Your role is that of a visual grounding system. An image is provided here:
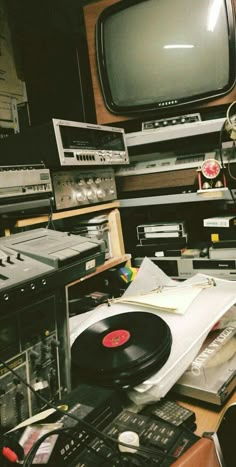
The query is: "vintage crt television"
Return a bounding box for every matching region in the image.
[84,0,236,125]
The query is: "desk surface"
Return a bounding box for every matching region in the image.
[179,390,236,436]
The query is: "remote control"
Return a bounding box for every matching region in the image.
[142,399,196,430]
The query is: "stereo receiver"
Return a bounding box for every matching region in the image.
[0,119,129,168]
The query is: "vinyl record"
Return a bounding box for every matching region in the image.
[71,312,172,387]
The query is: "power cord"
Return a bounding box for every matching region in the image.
[46,195,56,230]
[225,101,236,140]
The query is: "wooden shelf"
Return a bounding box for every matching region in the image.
[13,201,121,228]
[3,203,131,287]
[67,253,131,287]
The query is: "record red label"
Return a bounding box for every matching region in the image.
[102,329,130,348]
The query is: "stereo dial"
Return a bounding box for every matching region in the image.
[96,188,106,199]
[76,191,87,203]
[86,189,96,201]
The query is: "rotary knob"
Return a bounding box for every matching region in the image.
[76,191,87,203]
[96,188,106,199]
[109,188,115,196]
[95,177,102,184]
[86,189,96,201]
[87,178,94,185]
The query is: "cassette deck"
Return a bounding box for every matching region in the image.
[0,119,129,168]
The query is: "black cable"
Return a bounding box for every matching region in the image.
[0,358,119,458]
[218,113,236,204]
[22,425,170,467]
[22,427,75,467]
[46,195,56,230]
[0,357,176,465]
[22,426,127,467]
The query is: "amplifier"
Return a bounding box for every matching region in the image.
[0,119,129,168]
[51,167,117,210]
[134,256,236,280]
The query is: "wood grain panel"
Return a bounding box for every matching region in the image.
[116,168,198,193]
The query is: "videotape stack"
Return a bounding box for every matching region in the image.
[0,119,129,210]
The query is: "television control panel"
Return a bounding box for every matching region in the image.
[142,113,201,130]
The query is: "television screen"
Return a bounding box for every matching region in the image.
[96,0,236,115]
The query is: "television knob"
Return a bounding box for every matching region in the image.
[163,120,168,126]
[181,117,186,123]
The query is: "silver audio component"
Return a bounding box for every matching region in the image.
[0,165,52,199]
[134,256,236,281]
[52,168,117,210]
[115,146,236,177]
[0,119,129,168]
